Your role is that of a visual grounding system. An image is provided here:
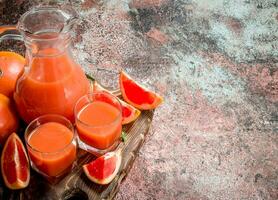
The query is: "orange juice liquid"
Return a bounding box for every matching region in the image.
[27,122,76,177]
[76,101,122,150]
[14,48,89,123]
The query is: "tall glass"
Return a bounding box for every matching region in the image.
[25,114,77,179]
[75,92,122,155]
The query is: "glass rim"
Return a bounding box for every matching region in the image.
[74,91,122,128]
[25,114,76,154]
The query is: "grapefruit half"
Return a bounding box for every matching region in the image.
[119,71,163,110]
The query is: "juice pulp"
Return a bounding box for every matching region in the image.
[27,122,76,177]
[76,101,122,150]
[14,48,89,123]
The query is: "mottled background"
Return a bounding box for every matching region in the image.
[0,0,277,199]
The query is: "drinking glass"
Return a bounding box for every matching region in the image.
[25,114,77,179]
[74,92,122,155]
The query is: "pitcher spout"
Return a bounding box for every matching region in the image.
[17,5,79,39]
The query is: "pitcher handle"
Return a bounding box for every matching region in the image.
[0,25,23,41]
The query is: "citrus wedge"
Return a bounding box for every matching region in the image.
[1,133,30,189]
[119,71,163,110]
[83,150,121,185]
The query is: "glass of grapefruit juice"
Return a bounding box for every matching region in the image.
[25,114,77,179]
[75,92,122,155]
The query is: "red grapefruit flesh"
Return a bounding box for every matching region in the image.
[120,100,141,124]
[93,81,141,124]
[119,71,163,110]
[1,133,30,189]
[83,150,121,185]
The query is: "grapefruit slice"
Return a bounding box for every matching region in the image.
[83,150,121,185]
[119,71,163,110]
[93,82,141,124]
[1,133,30,189]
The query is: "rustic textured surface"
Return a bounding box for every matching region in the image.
[0,0,277,199]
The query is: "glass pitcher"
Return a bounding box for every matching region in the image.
[0,6,90,123]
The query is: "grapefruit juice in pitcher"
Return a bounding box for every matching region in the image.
[0,6,90,122]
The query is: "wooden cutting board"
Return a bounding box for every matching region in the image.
[0,110,154,200]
